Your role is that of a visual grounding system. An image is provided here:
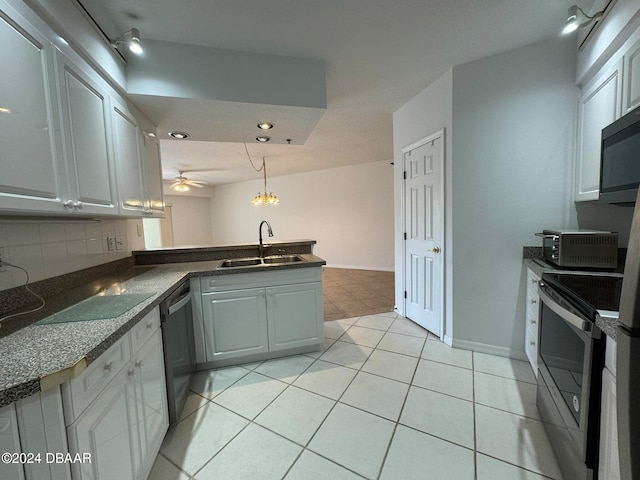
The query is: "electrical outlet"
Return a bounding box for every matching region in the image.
[106,236,116,252]
[115,237,124,251]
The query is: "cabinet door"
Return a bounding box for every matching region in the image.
[599,367,620,480]
[267,282,323,352]
[623,38,640,113]
[55,50,117,215]
[132,329,168,478]
[0,403,25,480]
[67,366,140,480]
[141,130,165,215]
[576,59,623,202]
[202,288,269,362]
[0,2,66,214]
[111,97,145,214]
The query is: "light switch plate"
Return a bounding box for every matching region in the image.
[106,236,116,252]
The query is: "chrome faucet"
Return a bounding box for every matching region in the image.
[258,220,273,258]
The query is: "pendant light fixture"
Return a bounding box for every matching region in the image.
[245,144,279,205]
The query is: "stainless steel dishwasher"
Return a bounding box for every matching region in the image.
[160,280,196,426]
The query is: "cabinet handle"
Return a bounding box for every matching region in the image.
[530,340,536,346]
[146,322,153,329]
[74,201,83,210]
[530,318,537,325]
[531,299,537,304]
[104,362,113,374]
[128,369,135,377]
[63,200,75,210]
[135,361,142,369]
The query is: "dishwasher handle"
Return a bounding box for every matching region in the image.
[168,291,191,315]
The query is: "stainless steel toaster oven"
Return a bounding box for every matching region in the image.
[535,230,618,269]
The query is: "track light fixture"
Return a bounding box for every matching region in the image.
[110,28,144,55]
[562,5,603,35]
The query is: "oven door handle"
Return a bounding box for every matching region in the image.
[538,287,591,332]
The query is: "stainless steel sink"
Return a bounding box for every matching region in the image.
[218,255,305,268]
[263,255,304,264]
[219,257,263,268]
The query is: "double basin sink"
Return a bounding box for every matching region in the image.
[218,254,305,268]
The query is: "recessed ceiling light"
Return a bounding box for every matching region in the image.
[257,122,273,130]
[169,131,189,139]
[256,136,271,142]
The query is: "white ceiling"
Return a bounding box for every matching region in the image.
[77,0,593,187]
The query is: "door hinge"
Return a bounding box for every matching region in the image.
[403,171,407,180]
[404,291,407,299]
[403,232,407,240]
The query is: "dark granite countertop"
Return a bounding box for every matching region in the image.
[0,249,325,407]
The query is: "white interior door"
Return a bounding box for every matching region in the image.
[403,130,444,336]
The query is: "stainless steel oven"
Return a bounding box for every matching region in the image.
[537,273,611,479]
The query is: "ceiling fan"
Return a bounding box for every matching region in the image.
[169,171,207,192]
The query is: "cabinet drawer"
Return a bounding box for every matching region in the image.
[201,268,322,293]
[525,324,538,374]
[129,308,160,353]
[62,335,131,424]
[605,335,617,376]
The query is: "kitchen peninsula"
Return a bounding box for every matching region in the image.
[0,240,325,406]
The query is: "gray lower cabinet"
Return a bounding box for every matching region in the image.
[200,268,324,365]
[202,287,270,362]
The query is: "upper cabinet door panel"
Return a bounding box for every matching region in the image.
[57,52,117,214]
[111,99,144,212]
[0,5,64,211]
[624,38,640,113]
[575,59,622,202]
[142,134,164,214]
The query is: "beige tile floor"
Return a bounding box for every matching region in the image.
[322,268,395,321]
[149,313,563,480]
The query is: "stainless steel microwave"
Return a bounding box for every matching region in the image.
[599,105,640,205]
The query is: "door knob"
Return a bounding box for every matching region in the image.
[430,246,441,254]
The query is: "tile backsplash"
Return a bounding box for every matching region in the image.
[0,219,140,292]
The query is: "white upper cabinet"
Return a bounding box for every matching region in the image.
[623,38,640,112]
[111,99,165,217]
[0,1,66,213]
[0,0,163,218]
[137,114,165,216]
[575,59,622,202]
[55,50,118,215]
[111,97,145,214]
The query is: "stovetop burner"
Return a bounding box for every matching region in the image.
[541,272,623,318]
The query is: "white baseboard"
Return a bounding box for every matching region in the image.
[449,337,528,362]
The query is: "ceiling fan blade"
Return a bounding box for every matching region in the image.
[185,181,205,187]
[181,168,222,173]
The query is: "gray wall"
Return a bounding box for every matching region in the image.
[393,70,454,340]
[394,37,581,356]
[451,37,579,353]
